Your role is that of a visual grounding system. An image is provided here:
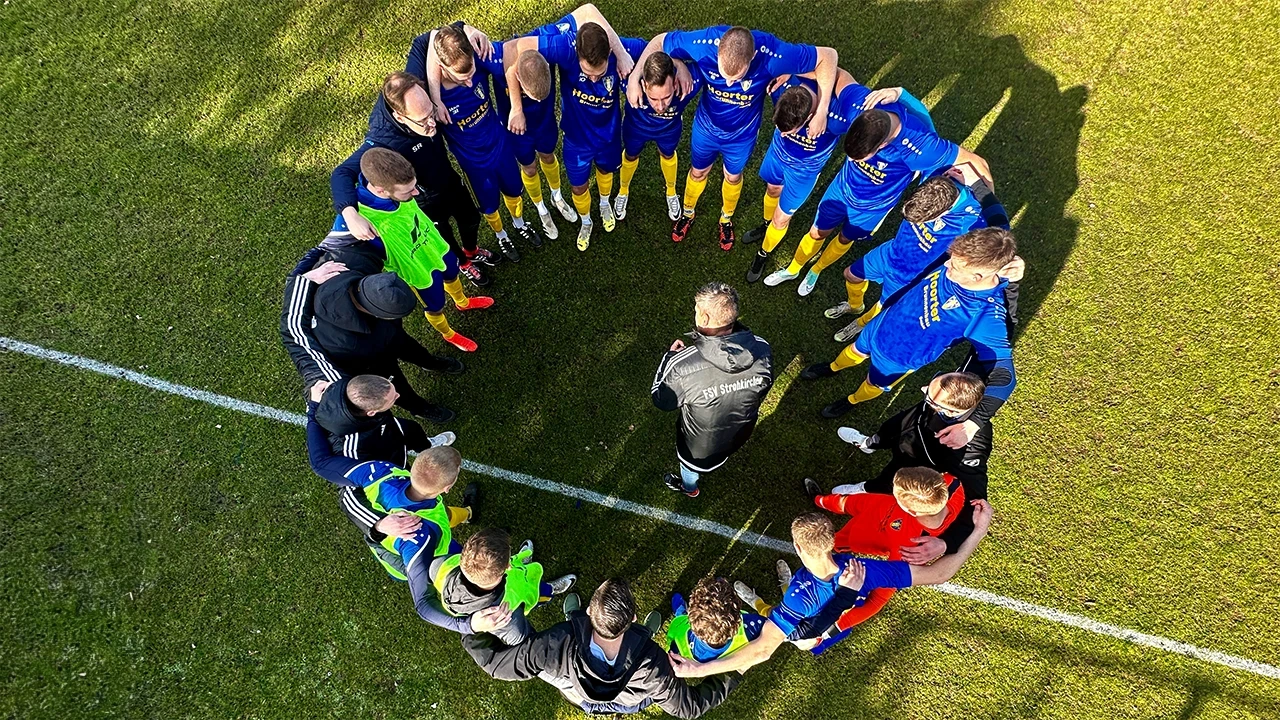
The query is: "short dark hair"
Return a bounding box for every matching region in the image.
[902,177,961,223]
[948,227,1017,272]
[845,109,893,160]
[346,375,393,413]
[643,51,676,87]
[934,371,985,411]
[773,86,812,133]
[587,578,635,639]
[693,281,739,328]
[461,528,510,588]
[577,22,610,68]
[718,27,755,76]
[687,577,741,648]
[434,25,474,74]
[360,147,416,188]
[382,71,427,116]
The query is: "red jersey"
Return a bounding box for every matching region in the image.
[816,475,965,560]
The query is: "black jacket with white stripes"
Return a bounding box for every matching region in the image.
[314,377,434,467]
[651,323,773,472]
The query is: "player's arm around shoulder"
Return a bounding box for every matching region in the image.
[627,34,668,106]
[908,499,993,585]
[669,617,787,678]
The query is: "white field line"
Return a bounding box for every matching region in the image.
[3,335,1278,681]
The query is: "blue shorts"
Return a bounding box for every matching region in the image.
[848,244,915,295]
[410,252,461,313]
[509,111,560,167]
[623,116,682,159]
[690,124,757,176]
[853,332,913,391]
[460,150,524,215]
[563,131,623,187]
[758,143,823,216]
[813,179,893,240]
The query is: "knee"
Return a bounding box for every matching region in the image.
[689,167,710,181]
[843,267,861,283]
[725,171,743,184]
[766,185,783,198]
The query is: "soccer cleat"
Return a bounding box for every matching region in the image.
[763,267,799,287]
[519,539,533,555]
[457,295,494,311]
[837,427,875,453]
[563,592,581,619]
[462,482,479,522]
[799,362,838,381]
[413,403,456,424]
[498,236,521,263]
[672,214,694,243]
[831,482,867,495]
[418,356,465,375]
[576,220,592,251]
[642,610,662,636]
[776,560,793,593]
[820,397,856,419]
[614,193,629,221]
[514,223,543,250]
[470,247,499,267]
[539,209,559,240]
[458,261,491,288]
[742,222,768,245]
[733,581,762,609]
[825,301,855,319]
[717,220,736,251]
[663,472,699,498]
[429,431,457,447]
[834,319,866,343]
[552,193,579,222]
[746,251,769,283]
[549,574,577,595]
[666,194,681,221]
[798,269,820,297]
[803,477,823,501]
[444,332,478,353]
[599,199,616,233]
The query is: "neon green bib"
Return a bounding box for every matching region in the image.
[666,612,750,660]
[357,199,449,289]
[363,467,452,559]
[431,550,546,616]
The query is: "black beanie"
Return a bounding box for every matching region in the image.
[355,273,417,319]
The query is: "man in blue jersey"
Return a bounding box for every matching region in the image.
[628,27,838,251]
[764,89,992,296]
[742,72,902,282]
[824,167,1010,342]
[510,14,644,251]
[669,506,992,676]
[800,228,1019,439]
[617,51,700,223]
[418,25,542,263]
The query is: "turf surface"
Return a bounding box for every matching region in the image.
[2,0,1278,717]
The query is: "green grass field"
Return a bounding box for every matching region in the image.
[3,0,1279,717]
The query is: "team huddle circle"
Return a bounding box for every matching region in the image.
[285,9,1018,716]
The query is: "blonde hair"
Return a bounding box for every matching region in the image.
[791,513,835,555]
[718,27,755,76]
[516,50,552,101]
[409,446,462,497]
[892,467,949,516]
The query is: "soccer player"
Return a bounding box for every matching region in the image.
[824,167,1009,342]
[763,88,992,296]
[510,13,645,250]
[342,147,494,352]
[799,227,1020,423]
[416,24,542,263]
[433,528,576,646]
[617,51,701,223]
[666,577,766,662]
[742,72,900,282]
[669,506,992,676]
[628,27,838,250]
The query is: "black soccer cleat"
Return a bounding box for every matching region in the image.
[498,235,521,263]
[820,397,856,419]
[458,261,491,288]
[717,220,736,251]
[672,214,695,243]
[663,472,700,498]
[746,250,769,283]
[742,221,768,245]
[803,477,823,501]
[413,403,457,424]
[799,362,838,381]
[470,247,499,268]
[461,482,479,522]
[514,223,543,250]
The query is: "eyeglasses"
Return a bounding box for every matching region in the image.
[401,114,434,128]
[922,384,967,417]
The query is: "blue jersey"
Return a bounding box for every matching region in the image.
[664,27,818,142]
[831,85,959,211]
[485,17,575,129]
[880,180,985,292]
[626,71,702,137]
[540,32,647,149]
[767,77,862,171]
[436,59,506,170]
[768,555,912,639]
[669,595,766,662]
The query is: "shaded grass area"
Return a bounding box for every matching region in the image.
[2,0,1279,715]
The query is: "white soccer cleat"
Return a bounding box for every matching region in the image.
[614,193,629,221]
[666,194,681,221]
[831,482,867,495]
[734,581,762,609]
[775,560,793,593]
[798,270,820,297]
[834,319,866,343]
[577,220,592,251]
[549,574,577,595]
[553,193,578,222]
[763,268,799,287]
[429,431,456,446]
[824,301,852,319]
[539,209,558,240]
[837,427,875,453]
[519,539,534,555]
[599,198,616,233]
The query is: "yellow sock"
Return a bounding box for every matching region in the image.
[811,238,853,274]
[572,189,592,218]
[619,155,640,195]
[785,234,824,274]
[720,177,743,222]
[848,378,885,405]
[763,222,788,253]
[596,169,613,198]
[483,211,503,233]
[520,170,543,205]
[682,173,707,216]
[762,193,780,223]
[447,505,471,526]
[540,157,562,192]
[857,301,883,327]
[443,278,469,309]
[426,311,456,339]
[830,344,867,372]
[754,599,772,615]
[659,153,679,195]
[846,278,870,309]
[503,194,523,220]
